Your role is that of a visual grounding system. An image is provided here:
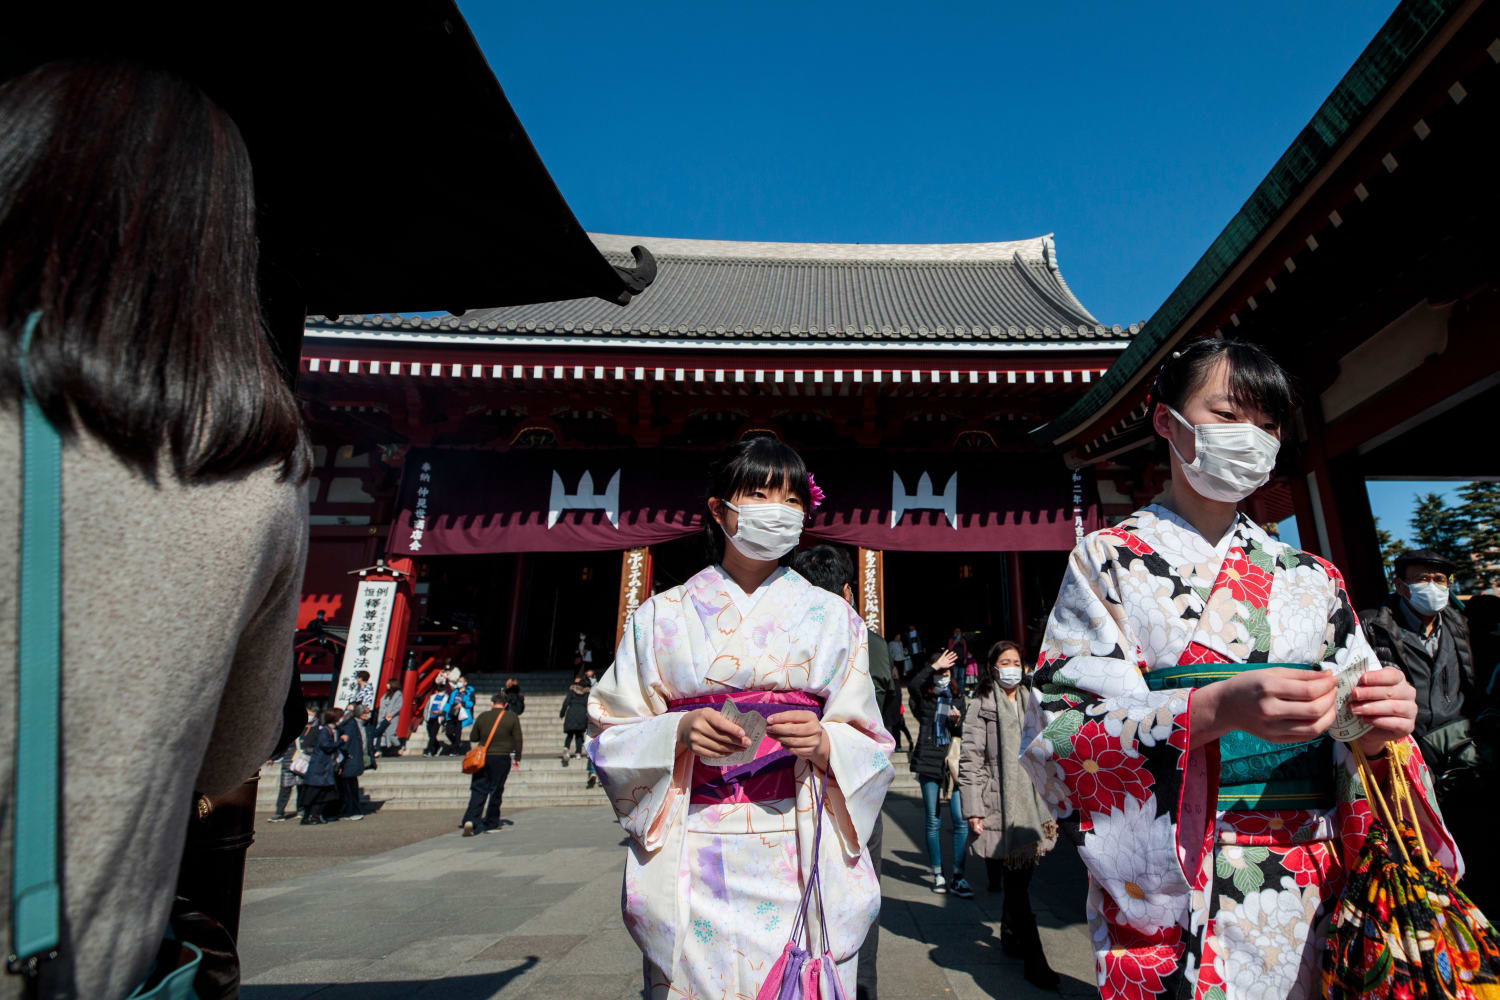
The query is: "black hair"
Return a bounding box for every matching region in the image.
[1149,338,1297,433]
[788,544,855,599]
[0,60,309,484]
[703,435,812,564]
[974,640,1026,701]
[922,649,960,698]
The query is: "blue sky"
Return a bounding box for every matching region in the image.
[464,0,1395,327]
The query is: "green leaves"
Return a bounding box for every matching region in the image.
[1246,541,1277,575]
[1041,712,1083,759]
[1243,606,1272,653]
[1214,846,1269,895]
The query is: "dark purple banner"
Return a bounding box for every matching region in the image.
[389,449,1098,556]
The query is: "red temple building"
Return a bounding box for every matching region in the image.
[295,232,1139,695]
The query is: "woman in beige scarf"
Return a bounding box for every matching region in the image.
[958,640,1059,990]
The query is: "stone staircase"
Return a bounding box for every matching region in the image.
[258,670,922,811]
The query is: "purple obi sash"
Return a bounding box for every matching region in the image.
[666,691,824,805]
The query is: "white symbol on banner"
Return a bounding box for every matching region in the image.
[890,471,958,529]
[548,470,621,529]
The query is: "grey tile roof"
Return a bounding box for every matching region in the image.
[311,233,1138,343]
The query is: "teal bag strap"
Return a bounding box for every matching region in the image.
[9,312,62,978]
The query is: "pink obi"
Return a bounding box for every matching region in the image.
[666,691,824,805]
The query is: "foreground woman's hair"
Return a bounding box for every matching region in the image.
[0,60,308,483]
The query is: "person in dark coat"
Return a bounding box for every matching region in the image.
[502,677,526,715]
[462,692,524,835]
[335,705,368,820]
[1362,548,1491,912]
[300,708,342,825]
[907,648,969,897]
[559,675,591,773]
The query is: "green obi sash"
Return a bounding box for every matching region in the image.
[1146,662,1334,812]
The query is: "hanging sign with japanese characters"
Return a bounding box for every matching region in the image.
[615,546,654,648]
[333,579,398,707]
[857,548,884,635]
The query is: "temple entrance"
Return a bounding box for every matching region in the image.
[414,550,622,674]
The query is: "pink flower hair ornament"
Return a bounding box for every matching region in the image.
[807,473,826,510]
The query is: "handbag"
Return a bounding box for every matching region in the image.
[288,750,310,776]
[1321,741,1500,1000]
[10,313,204,996]
[754,770,848,1000]
[461,707,506,774]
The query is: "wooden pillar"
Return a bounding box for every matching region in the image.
[503,553,527,670]
[856,548,885,635]
[1008,551,1027,652]
[1300,405,1385,609]
[375,555,416,697]
[616,547,653,649]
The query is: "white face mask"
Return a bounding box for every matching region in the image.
[722,501,804,561]
[1166,405,1280,503]
[1405,581,1449,615]
[995,666,1024,688]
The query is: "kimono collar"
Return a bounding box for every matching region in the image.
[1141,503,1263,557]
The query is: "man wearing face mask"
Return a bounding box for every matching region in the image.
[1361,551,1482,790]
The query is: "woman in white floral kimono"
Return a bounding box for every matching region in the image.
[1021,340,1462,1000]
[589,437,895,999]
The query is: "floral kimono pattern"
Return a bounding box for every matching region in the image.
[589,565,894,1000]
[1020,506,1462,1000]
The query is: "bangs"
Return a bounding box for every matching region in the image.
[713,435,812,507]
[1222,341,1296,428]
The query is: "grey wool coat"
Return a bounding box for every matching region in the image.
[957,690,1056,865]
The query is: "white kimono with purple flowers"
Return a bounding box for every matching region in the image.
[588,565,894,999]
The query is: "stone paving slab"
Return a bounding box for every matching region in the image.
[239,796,1096,1000]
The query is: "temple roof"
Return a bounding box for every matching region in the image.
[311,233,1136,344]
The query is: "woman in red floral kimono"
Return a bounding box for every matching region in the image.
[1020,340,1462,1000]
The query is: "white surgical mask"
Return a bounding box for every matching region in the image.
[1406,581,1449,615]
[723,501,804,561]
[996,666,1024,688]
[1166,406,1280,503]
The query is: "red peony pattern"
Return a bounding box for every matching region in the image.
[1101,925,1183,1000]
[1216,547,1274,609]
[1272,842,1336,889]
[1178,641,1230,666]
[1103,526,1156,558]
[1060,725,1154,813]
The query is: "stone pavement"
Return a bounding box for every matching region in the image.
[239,795,1096,1000]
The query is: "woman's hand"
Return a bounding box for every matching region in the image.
[967,817,984,836]
[1190,667,1336,749]
[934,650,958,671]
[947,707,962,723]
[766,710,830,769]
[1349,667,1417,756]
[677,708,750,759]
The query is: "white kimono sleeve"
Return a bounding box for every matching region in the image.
[587,598,693,852]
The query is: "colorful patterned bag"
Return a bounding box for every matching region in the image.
[1322,742,1500,1000]
[754,770,848,1000]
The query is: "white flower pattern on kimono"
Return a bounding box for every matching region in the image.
[1214,879,1322,1000]
[1078,795,1188,933]
[1119,562,1187,658]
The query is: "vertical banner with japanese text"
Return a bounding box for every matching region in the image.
[857,548,884,636]
[615,546,654,649]
[334,578,397,707]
